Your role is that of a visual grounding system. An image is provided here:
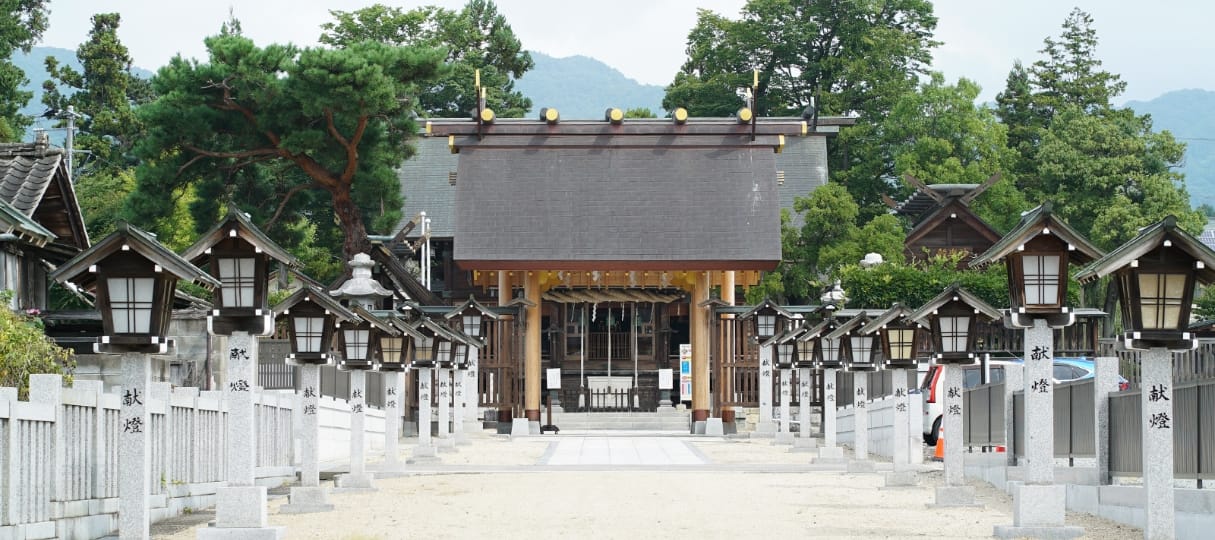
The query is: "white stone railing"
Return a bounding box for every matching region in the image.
[0,375,299,540]
[836,396,898,459]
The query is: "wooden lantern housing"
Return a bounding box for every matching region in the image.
[825,312,878,372]
[272,285,359,365]
[859,304,927,370]
[909,284,1002,365]
[1077,216,1215,351]
[379,316,425,372]
[740,298,795,341]
[971,203,1104,328]
[342,307,398,371]
[182,208,301,336]
[49,223,219,354]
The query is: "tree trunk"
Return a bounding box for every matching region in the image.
[332,186,371,259]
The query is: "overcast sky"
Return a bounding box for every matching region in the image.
[39,0,1214,104]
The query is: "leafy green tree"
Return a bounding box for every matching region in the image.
[747,184,906,304]
[838,252,1010,310]
[127,31,446,260]
[0,291,75,399]
[1036,106,1204,249]
[321,0,532,118]
[623,107,656,119]
[844,73,1027,230]
[0,0,49,141]
[42,13,153,170]
[663,0,938,220]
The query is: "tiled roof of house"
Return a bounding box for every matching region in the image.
[0,136,89,251]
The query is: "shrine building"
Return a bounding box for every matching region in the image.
[394,111,854,426]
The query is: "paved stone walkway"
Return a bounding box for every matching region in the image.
[540,436,707,465]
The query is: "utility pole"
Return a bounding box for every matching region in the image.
[58,106,80,182]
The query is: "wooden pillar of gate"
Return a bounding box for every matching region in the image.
[691,271,711,422]
[497,271,515,422]
[720,271,736,422]
[524,271,542,421]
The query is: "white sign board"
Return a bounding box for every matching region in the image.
[658,369,674,390]
[546,368,561,389]
[679,344,692,402]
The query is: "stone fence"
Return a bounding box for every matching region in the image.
[835,395,923,465]
[0,375,297,540]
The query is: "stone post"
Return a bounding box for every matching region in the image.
[465,348,481,424]
[816,368,844,462]
[755,344,776,435]
[792,367,817,451]
[453,369,470,445]
[411,367,438,461]
[119,352,151,540]
[885,368,916,486]
[847,371,875,473]
[1141,348,1175,540]
[774,367,794,444]
[200,331,286,538]
[380,371,408,470]
[932,364,977,507]
[335,370,375,490]
[281,364,333,513]
[435,367,455,451]
[995,319,1082,538]
[1092,356,1119,486]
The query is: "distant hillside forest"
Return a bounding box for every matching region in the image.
[1126,89,1215,210]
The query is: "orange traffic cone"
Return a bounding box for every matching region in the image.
[932,426,945,461]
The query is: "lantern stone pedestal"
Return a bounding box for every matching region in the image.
[791,367,818,452]
[373,371,408,477]
[281,365,334,513]
[846,371,875,473]
[510,418,532,439]
[334,370,376,491]
[995,320,1082,538]
[1142,348,1177,540]
[930,366,980,508]
[754,344,777,436]
[774,368,795,445]
[814,368,846,464]
[435,368,457,452]
[883,368,917,487]
[200,332,286,539]
[410,367,440,461]
[453,370,471,445]
[118,352,152,540]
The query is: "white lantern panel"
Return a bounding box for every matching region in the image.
[218,257,256,307]
[938,316,970,353]
[293,316,324,353]
[886,328,915,360]
[380,336,404,363]
[1022,255,1061,305]
[757,314,776,337]
[416,336,435,362]
[437,340,452,362]
[850,335,873,364]
[463,314,482,337]
[343,329,369,361]
[107,277,155,334]
[820,337,840,363]
[1138,273,1187,329]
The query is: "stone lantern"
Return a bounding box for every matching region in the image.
[274,285,358,514]
[859,304,929,487]
[909,284,1001,507]
[1076,215,1215,539]
[971,203,1104,537]
[50,223,219,538]
[740,298,796,435]
[825,312,878,472]
[445,296,501,425]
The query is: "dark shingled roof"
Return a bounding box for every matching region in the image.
[0,138,89,251]
[427,118,822,271]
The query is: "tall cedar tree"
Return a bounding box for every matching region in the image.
[0,0,49,141]
[128,32,445,259]
[321,0,533,118]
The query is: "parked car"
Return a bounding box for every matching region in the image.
[920,358,1129,445]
